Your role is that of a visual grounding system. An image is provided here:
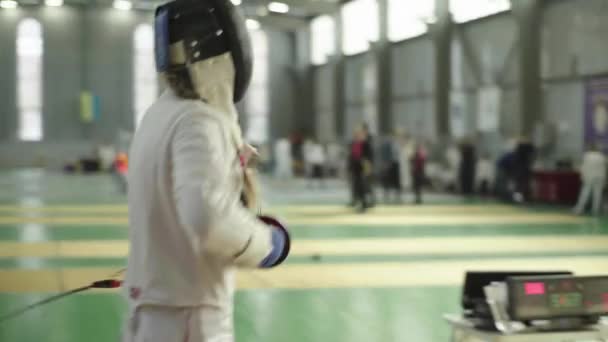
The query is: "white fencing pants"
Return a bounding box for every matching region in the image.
[123,305,234,342]
[574,178,604,215]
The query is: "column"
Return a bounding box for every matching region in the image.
[376,0,392,134]
[432,0,452,138]
[334,11,346,139]
[514,0,542,137]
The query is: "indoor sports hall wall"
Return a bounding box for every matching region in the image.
[0,7,297,167]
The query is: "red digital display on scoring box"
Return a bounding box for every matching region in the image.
[525,282,546,295]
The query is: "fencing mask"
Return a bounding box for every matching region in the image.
[154,0,253,104]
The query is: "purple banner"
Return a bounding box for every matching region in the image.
[585,77,608,152]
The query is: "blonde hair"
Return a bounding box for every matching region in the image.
[162,69,199,100]
[241,168,260,210]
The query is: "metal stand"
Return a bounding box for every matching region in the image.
[444,314,608,342]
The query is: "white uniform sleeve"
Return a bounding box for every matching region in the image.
[172,113,273,268]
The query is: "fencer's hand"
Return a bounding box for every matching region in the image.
[239,144,259,168]
[257,215,290,268]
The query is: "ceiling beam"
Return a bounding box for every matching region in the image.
[243,0,338,15]
[274,0,338,15]
[256,14,308,30]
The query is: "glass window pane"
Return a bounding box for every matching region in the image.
[17,18,43,141]
[450,0,511,23]
[133,24,157,127]
[311,15,336,65]
[245,115,268,144]
[251,29,268,83]
[247,87,268,116]
[20,110,43,142]
[388,0,435,42]
[244,29,269,144]
[342,0,379,56]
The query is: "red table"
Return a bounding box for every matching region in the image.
[532,171,581,205]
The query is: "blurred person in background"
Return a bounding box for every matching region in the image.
[459,138,477,196]
[476,154,494,196]
[348,127,373,212]
[445,141,461,192]
[513,136,536,202]
[290,132,304,176]
[302,138,313,179]
[495,139,516,201]
[361,123,377,207]
[326,141,342,178]
[573,144,606,215]
[380,132,402,203]
[398,131,415,201]
[113,152,128,194]
[96,144,117,172]
[411,141,427,204]
[305,138,326,189]
[274,137,292,180]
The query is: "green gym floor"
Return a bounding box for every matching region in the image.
[0,169,607,341]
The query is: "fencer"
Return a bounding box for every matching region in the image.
[574,145,606,215]
[123,1,290,341]
[274,138,292,179]
[398,133,413,193]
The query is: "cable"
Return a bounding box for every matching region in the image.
[0,279,122,324]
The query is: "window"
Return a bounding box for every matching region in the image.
[388,0,435,42]
[311,15,336,65]
[341,0,379,56]
[17,19,43,141]
[133,24,157,127]
[245,29,269,144]
[450,0,511,23]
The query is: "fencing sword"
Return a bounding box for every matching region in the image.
[0,279,122,324]
[0,191,285,324]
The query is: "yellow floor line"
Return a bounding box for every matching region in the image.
[0,213,585,226]
[291,236,608,255]
[0,269,61,292]
[0,236,607,258]
[0,217,129,225]
[0,204,514,211]
[287,214,584,225]
[273,205,523,215]
[1,256,608,292]
[58,241,128,257]
[0,243,58,258]
[0,205,128,213]
[0,204,527,216]
[236,256,608,290]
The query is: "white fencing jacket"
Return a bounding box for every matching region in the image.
[125,88,274,316]
[306,143,326,165]
[580,151,606,183]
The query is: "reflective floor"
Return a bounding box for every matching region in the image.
[0,169,606,341]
